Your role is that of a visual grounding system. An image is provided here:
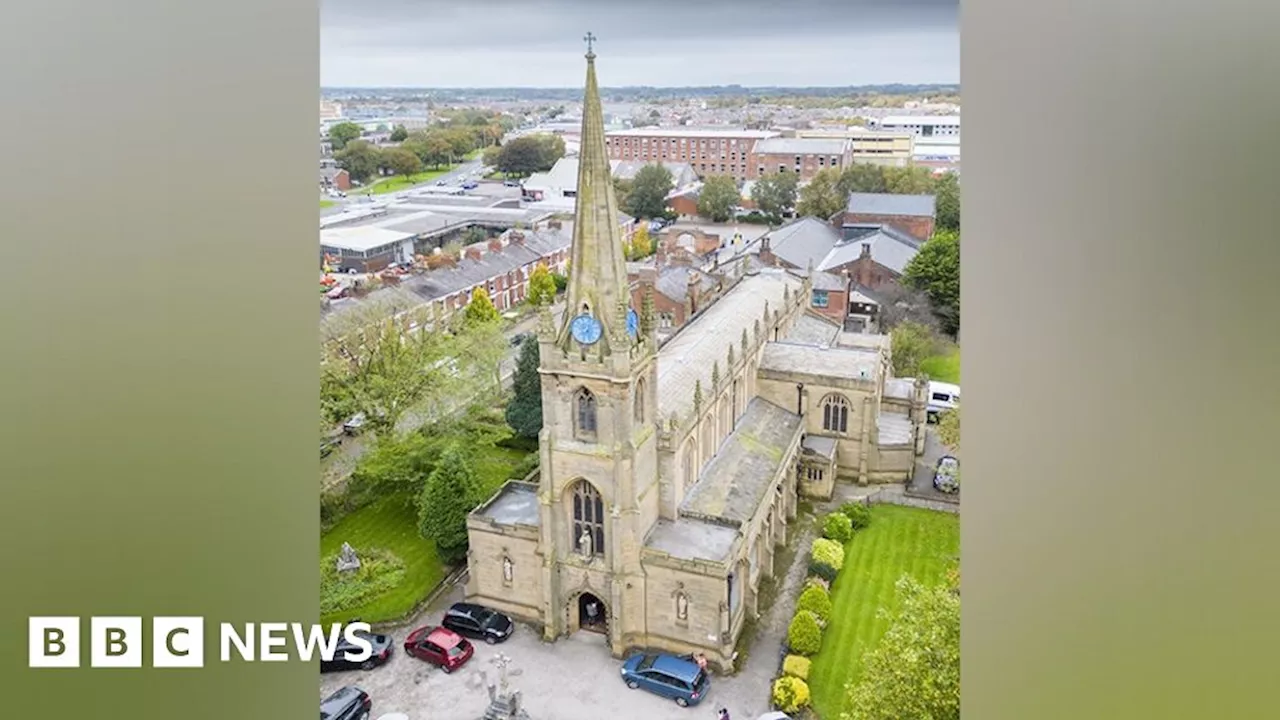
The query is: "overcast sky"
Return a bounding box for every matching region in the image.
[321,0,958,88]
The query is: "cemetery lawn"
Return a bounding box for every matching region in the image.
[319,437,533,626]
[807,505,960,719]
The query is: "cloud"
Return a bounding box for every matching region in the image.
[321,0,958,87]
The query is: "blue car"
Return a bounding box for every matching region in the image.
[620,653,709,707]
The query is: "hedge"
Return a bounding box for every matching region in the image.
[796,584,833,623]
[772,675,812,714]
[823,511,854,543]
[840,500,873,530]
[782,654,811,681]
[811,537,845,571]
[787,609,823,656]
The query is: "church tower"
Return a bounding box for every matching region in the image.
[533,35,660,653]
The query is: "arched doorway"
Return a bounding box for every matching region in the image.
[575,592,607,634]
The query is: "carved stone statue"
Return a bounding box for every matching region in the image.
[676,592,689,621]
[503,556,514,582]
[336,542,360,573]
[578,527,593,557]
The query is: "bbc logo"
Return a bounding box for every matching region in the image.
[29,616,205,668]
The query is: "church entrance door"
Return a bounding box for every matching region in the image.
[576,592,607,634]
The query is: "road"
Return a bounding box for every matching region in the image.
[321,303,563,490]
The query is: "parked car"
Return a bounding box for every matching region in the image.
[620,652,709,707]
[503,180,521,187]
[461,181,479,190]
[934,455,960,493]
[342,412,367,435]
[319,686,372,720]
[440,602,514,645]
[435,180,447,186]
[320,629,394,673]
[403,626,473,673]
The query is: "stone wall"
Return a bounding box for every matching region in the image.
[465,524,545,624]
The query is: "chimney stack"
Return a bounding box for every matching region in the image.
[464,246,483,262]
[687,270,700,314]
[547,218,562,230]
[759,235,776,267]
[488,237,505,253]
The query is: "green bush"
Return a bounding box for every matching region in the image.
[840,501,873,530]
[823,511,854,543]
[772,675,812,714]
[787,610,823,656]
[782,654,811,681]
[811,537,846,572]
[509,452,540,480]
[805,576,831,593]
[796,584,833,623]
[808,560,838,583]
[319,548,406,615]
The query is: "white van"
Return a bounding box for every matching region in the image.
[926,381,960,421]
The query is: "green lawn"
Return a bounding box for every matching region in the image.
[319,434,533,625]
[320,199,335,208]
[356,166,455,195]
[808,505,960,719]
[921,344,960,384]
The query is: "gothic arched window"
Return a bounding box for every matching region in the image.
[821,394,850,434]
[571,480,605,557]
[683,442,696,489]
[575,387,597,440]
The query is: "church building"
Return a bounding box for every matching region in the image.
[464,43,929,671]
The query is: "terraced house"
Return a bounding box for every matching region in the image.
[464,48,931,674]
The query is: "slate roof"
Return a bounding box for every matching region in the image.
[878,413,914,445]
[845,192,937,217]
[802,435,838,461]
[758,341,882,383]
[679,397,803,526]
[751,137,850,156]
[825,225,922,274]
[656,270,803,421]
[654,264,718,302]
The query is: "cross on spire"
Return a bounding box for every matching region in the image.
[583,31,597,56]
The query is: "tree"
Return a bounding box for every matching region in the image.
[320,308,457,440]
[626,163,675,219]
[843,576,960,720]
[697,174,740,222]
[751,171,799,218]
[796,168,845,219]
[532,134,566,169]
[838,162,888,195]
[327,121,363,151]
[883,165,938,195]
[902,229,960,336]
[333,139,380,184]
[389,124,408,142]
[873,282,941,333]
[416,443,482,565]
[497,135,551,177]
[627,225,654,260]
[481,144,502,168]
[464,287,501,327]
[383,147,421,180]
[526,264,557,307]
[934,171,960,231]
[889,321,938,378]
[504,338,543,440]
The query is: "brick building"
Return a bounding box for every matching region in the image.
[746,137,853,181]
[842,192,937,242]
[605,128,780,182]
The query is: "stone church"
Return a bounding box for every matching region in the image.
[464,45,929,671]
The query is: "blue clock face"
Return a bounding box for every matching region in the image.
[570,313,603,345]
[627,308,639,337]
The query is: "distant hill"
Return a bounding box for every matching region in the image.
[321,84,961,103]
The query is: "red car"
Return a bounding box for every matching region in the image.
[403,626,473,674]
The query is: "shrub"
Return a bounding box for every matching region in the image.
[823,511,854,543]
[796,584,833,623]
[805,576,831,593]
[811,537,846,572]
[782,654,812,681]
[319,547,406,616]
[787,610,823,656]
[772,675,812,714]
[808,560,839,583]
[840,501,873,530]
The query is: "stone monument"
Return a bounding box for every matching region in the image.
[336,542,361,573]
[478,652,533,720]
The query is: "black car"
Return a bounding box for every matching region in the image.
[320,686,371,720]
[440,602,514,645]
[320,629,394,673]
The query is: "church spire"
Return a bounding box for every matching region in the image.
[560,34,631,354]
